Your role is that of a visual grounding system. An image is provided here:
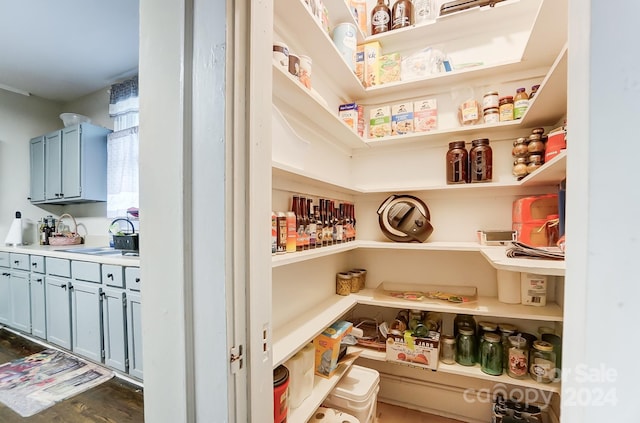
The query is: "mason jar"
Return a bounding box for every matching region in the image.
[480,333,503,376]
[456,327,476,366]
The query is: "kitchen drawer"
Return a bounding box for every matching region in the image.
[0,252,10,268]
[46,257,71,277]
[72,261,101,283]
[10,253,30,271]
[102,265,124,288]
[125,267,141,291]
[30,255,45,274]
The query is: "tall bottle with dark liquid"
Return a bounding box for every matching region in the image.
[351,202,357,241]
[293,195,304,252]
[314,204,323,248]
[307,199,316,249]
[301,196,310,250]
[320,199,330,247]
[371,0,391,35]
[391,0,413,30]
[336,203,344,244]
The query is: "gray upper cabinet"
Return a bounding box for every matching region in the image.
[29,136,45,202]
[30,123,112,204]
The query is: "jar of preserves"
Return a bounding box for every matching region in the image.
[513,87,529,119]
[513,158,528,178]
[499,96,514,121]
[527,134,545,154]
[530,84,540,100]
[456,327,476,366]
[529,340,556,383]
[527,154,544,174]
[446,140,468,184]
[483,107,499,124]
[469,138,493,182]
[482,91,499,110]
[512,137,529,157]
[480,333,503,375]
[507,335,529,379]
[440,335,456,364]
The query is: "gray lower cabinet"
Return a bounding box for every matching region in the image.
[9,270,31,333]
[102,288,128,372]
[0,266,10,325]
[71,281,103,363]
[45,275,72,349]
[30,273,46,339]
[127,291,143,380]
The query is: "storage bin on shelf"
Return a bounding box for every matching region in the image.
[322,365,380,423]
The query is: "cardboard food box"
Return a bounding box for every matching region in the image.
[339,103,365,137]
[386,330,440,370]
[363,41,381,88]
[391,102,414,135]
[380,53,401,85]
[369,106,391,138]
[314,320,353,378]
[413,98,438,132]
[355,45,365,85]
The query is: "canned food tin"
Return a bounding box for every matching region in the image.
[332,22,357,71]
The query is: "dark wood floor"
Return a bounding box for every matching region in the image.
[0,328,144,422]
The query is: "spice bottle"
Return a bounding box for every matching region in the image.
[391,0,413,30]
[480,333,503,376]
[527,134,545,154]
[371,0,391,35]
[507,335,529,379]
[446,140,468,184]
[513,158,528,179]
[512,137,529,158]
[513,87,529,119]
[456,327,476,366]
[499,96,514,121]
[529,340,556,383]
[526,154,544,174]
[469,138,493,182]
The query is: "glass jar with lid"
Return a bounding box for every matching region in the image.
[513,87,529,119]
[528,134,545,154]
[483,108,499,124]
[454,314,477,337]
[513,157,528,179]
[456,327,476,366]
[470,138,493,182]
[499,96,514,121]
[409,309,424,331]
[507,335,529,379]
[512,137,529,158]
[527,154,544,174]
[498,323,518,369]
[480,333,503,375]
[483,91,500,110]
[446,141,468,184]
[530,84,540,100]
[440,335,456,364]
[529,340,556,383]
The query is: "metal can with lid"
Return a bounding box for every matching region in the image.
[469,138,492,182]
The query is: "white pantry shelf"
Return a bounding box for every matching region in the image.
[480,246,565,276]
[351,347,561,394]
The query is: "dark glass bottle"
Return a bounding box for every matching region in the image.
[314,204,323,248]
[391,0,413,30]
[336,203,344,244]
[371,0,391,35]
[446,140,468,184]
[300,196,310,250]
[469,138,493,182]
[307,199,316,249]
[292,195,303,252]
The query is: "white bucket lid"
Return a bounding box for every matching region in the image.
[332,365,380,402]
[309,407,359,423]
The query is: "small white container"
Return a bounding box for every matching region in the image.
[497,269,521,304]
[332,22,357,71]
[323,365,379,423]
[285,343,315,409]
[521,273,547,306]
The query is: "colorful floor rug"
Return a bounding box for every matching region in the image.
[0,348,113,417]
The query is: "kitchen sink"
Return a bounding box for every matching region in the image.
[56,247,125,256]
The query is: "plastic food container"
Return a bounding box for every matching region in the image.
[323,365,380,423]
[59,113,91,127]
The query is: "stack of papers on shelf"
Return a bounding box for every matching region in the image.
[505,241,564,260]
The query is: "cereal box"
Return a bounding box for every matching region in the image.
[355,45,365,85]
[391,102,414,135]
[363,41,381,88]
[413,98,438,132]
[314,320,353,378]
[339,103,365,137]
[380,53,401,85]
[369,106,391,138]
[386,330,440,370]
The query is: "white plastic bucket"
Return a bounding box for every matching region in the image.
[323,365,380,423]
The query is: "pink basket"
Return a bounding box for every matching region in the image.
[48,214,83,246]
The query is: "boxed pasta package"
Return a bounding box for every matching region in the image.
[414,98,438,132]
[391,102,414,135]
[369,106,391,138]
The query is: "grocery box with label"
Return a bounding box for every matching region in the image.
[363,41,381,88]
[391,102,414,135]
[314,320,353,378]
[385,330,440,370]
[380,53,401,85]
[368,106,391,138]
[339,103,364,137]
[413,98,438,132]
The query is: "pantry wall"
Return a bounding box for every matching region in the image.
[264,0,567,422]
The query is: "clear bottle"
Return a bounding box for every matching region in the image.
[440,335,456,364]
[371,0,391,35]
[391,0,413,30]
[529,340,556,383]
[446,140,468,184]
[456,327,476,366]
[513,87,529,119]
[480,333,503,376]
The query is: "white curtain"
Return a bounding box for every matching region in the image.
[109,75,139,131]
[107,126,139,218]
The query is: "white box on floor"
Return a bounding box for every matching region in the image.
[308,407,359,422]
[323,365,380,423]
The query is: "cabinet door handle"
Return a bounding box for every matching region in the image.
[135,278,140,283]
[13,260,19,265]
[36,278,43,282]
[2,272,9,276]
[31,262,38,268]
[107,273,114,279]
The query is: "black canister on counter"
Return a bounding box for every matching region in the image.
[446,140,468,184]
[469,138,493,182]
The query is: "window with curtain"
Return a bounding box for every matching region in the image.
[107,75,139,218]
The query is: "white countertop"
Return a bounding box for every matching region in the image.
[0,244,140,266]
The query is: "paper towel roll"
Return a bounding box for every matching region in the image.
[4,211,23,246]
[497,269,521,304]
